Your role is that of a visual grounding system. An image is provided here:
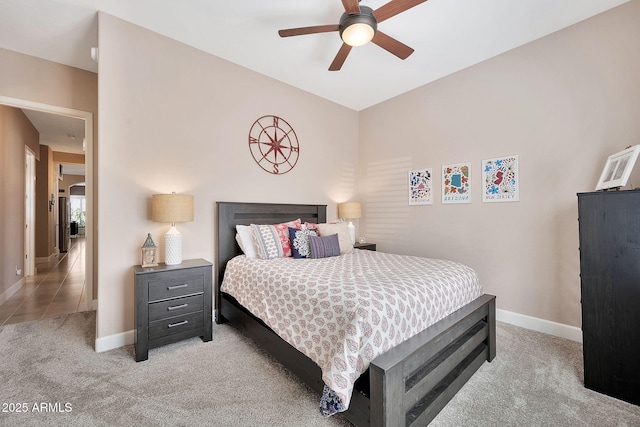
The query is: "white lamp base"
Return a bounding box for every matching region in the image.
[164,226,182,265]
[347,220,356,245]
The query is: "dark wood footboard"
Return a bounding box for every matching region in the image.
[218,291,495,427]
[369,293,495,427]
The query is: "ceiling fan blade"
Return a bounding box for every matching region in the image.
[329,43,353,71]
[342,0,361,14]
[371,31,414,60]
[278,24,340,37]
[373,0,428,24]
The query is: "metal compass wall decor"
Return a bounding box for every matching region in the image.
[248,115,300,175]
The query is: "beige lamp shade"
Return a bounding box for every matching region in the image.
[338,202,361,219]
[152,193,194,266]
[152,193,194,224]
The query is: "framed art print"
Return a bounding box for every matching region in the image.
[409,168,433,205]
[595,145,640,191]
[442,163,471,204]
[482,155,519,202]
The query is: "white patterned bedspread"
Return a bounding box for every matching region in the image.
[220,250,483,413]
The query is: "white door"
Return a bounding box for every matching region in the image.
[24,147,36,276]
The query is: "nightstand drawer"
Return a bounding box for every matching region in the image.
[148,271,204,302]
[149,294,204,322]
[148,311,204,340]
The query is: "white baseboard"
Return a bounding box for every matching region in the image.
[0,278,25,305]
[92,309,581,353]
[80,299,97,312]
[95,329,135,353]
[94,308,212,353]
[35,253,58,263]
[496,308,582,343]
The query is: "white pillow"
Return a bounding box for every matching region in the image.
[316,222,353,254]
[236,225,257,258]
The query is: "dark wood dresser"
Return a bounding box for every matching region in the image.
[134,258,212,362]
[577,190,640,405]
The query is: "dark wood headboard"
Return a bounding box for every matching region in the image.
[215,202,327,309]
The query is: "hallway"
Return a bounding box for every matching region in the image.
[0,236,87,325]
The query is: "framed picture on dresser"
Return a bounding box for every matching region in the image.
[595,145,640,191]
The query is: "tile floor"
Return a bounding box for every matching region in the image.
[0,236,87,326]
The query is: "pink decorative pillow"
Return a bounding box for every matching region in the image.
[303,221,319,231]
[273,218,301,257]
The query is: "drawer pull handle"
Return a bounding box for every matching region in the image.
[167,303,188,311]
[168,320,189,328]
[167,284,188,290]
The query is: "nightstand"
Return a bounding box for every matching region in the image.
[134,258,212,362]
[354,242,376,251]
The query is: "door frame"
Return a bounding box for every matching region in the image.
[1,95,94,311]
[24,146,36,277]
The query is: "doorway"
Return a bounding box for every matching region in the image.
[0,95,94,322]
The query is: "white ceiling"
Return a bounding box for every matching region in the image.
[0,0,630,145]
[22,109,85,154]
[21,109,86,175]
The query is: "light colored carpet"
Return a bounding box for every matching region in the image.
[431,322,640,426]
[0,311,638,426]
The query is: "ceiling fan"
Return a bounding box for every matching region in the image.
[278,0,428,71]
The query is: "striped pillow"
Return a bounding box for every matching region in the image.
[251,224,284,259]
[309,234,341,259]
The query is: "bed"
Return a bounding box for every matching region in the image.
[215,202,496,427]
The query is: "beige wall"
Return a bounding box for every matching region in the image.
[54,152,86,196]
[0,48,98,113]
[0,106,39,296]
[59,174,86,196]
[0,48,98,296]
[54,153,86,205]
[53,152,85,165]
[358,1,640,328]
[97,13,359,338]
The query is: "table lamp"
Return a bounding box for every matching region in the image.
[152,192,194,265]
[338,201,361,245]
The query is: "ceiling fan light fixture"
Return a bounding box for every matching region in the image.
[341,23,375,47]
[278,0,423,71]
[339,6,377,47]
